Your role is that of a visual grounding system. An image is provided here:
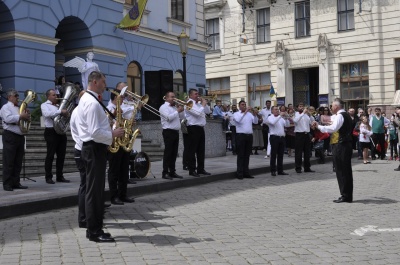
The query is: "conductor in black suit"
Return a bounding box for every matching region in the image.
[313,98,353,203]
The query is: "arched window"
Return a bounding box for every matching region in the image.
[173,70,184,97]
[127,61,142,94]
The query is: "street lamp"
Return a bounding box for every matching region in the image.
[177,29,189,93]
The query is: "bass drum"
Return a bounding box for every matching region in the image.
[129,151,151,179]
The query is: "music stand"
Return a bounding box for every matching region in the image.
[22,137,36,182]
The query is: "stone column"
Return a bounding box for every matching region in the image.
[318,33,330,102]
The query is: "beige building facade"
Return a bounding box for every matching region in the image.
[205,0,400,112]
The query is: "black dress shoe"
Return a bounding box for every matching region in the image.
[104,203,111,208]
[333,197,352,203]
[111,198,124,205]
[170,173,183,179]
[278,172,289,175]
[237,174,243,179]
[189,171,200,177]
[56,177,70,183]
[304,169,315,173]
[46,179,55,184]
[183,166,189,171]
[86,231,111,238]
[394,166,400,171]
[120,197,135,203]
[197,170,211,175]
[88,234,114,242]
[162,173,173,180]
[271,172,276,176]
[244,175,254,179]
[127,179,137,184]
[295,170,302,173]
[13,184,28,189]
[3,185,13,191]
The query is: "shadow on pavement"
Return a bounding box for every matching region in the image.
[112,234,213,246]
[352,197,399,205]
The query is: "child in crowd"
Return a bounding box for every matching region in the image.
[359,115,373,164]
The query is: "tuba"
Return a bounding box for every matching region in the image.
[19,90,36,134]
[109,92,123,153]
[53,82,80,135]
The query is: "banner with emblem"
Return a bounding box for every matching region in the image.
[116,0,148,31]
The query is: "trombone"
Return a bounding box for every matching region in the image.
[119,86,169,120]
[162,96,193,111]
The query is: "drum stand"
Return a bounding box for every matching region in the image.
[22,150,36,182]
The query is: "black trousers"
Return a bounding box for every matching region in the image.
[74,149,86,224]
[82,141,108,237]
[295,132,311,171]
[333,141,353,200]
[371,133,385,159]
[107,148,129,200]
[236,133,253,176]
[262,124,269,151]
[230,126,237,153]
[162,129,179,173]
[2,130,25,188]
[182,132,189,168]
[187,125,205,172]
[270,135,285,173]
[44,128,67,180]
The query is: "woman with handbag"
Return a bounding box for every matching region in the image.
[359,115,373,164]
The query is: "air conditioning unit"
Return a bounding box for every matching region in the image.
[237,0,254,7]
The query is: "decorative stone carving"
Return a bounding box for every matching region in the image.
[275,40,285,67]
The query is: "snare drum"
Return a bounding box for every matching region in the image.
[129,151,151,178]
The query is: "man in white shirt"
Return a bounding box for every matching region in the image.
[259,100,272,155]
[41,89,70,184]
[159,91,184,180]
[106,82,135,205]
[293,102,314,173]
[267,106,290,176]
[0,90,30,191]
[233,100,258,179]
[77,71,124,243]
[185,88,212,177]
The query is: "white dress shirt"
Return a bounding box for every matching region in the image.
[318,109,345,133]
[41,100,61,128]
[227,111,236,126]
[267,115,290,136]
[121,100,135,120]
[0,101,23,135]
[233,111,258,134]
[259,108,272,125]
[185,99,211,127]
[159,102,181,130]
[69,108,82,150]
[293,111,312,133]
[76,91,112,145]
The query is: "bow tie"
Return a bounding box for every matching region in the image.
[98,94,103,101]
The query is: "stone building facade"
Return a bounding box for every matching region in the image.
[205,0,400,112]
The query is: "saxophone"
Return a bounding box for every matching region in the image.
[53,82,80,135]
[19,90,36,134]
[118,100,141,152]
[109,93,123,153]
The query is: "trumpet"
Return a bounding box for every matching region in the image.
[162,96,193,111]
[199,94,217,101]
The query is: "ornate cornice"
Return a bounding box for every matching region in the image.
[204,0,227,9]
[0,31,59,46]
[62,47,126,59]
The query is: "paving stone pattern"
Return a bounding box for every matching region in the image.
[1,159,400,264]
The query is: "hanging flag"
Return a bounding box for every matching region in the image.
[116,0,148,31]
[269,83,276,97]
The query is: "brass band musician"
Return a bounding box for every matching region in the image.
[159,91,184,180]
[0,90,30,191]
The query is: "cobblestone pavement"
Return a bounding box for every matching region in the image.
[1,158,400,265]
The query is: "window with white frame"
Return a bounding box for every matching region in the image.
[257,8,270,43]
[206,77,230,92]
[171,0,184,21]
[295,1,310,38]
[206,18,220,50]
[338,0,355,31]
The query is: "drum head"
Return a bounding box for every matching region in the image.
[133,152,150,178]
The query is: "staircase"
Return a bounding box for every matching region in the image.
[0,122,164,180]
